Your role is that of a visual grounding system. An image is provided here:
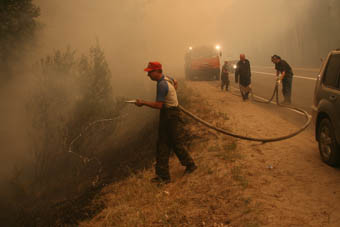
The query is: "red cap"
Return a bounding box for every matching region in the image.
[144,61,162,72]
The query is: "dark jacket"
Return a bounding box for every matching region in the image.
[275,59,293,79]
[235,59,251,86]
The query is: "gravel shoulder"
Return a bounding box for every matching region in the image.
[188,81,340,226]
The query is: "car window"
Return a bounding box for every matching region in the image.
[323,54,340,88]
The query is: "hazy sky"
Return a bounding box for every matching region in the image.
[35,0,340,70]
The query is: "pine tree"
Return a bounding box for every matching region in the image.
[0,0,40,80]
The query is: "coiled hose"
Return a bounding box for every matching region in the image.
[179,81,312,143]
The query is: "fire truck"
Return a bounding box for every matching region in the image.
[185,45,222,80]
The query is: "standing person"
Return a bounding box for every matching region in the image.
[235,54,251,101]
[135,61,197,184]
[271,55,294,104]
[221,61,230,91]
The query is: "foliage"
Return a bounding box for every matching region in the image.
[5,43,154,226]
[0,0,40,79]
[28,44,123,193]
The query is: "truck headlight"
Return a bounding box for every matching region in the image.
[233,64,237,69]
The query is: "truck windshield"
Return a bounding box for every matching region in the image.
[191,46,217,58]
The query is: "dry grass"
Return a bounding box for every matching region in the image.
[80,81,262,227]
[80,158,260,226]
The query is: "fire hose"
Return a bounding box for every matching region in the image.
[179,79,312,143]
[68,79,311,168]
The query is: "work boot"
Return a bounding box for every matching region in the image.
[245,92,249,100]
[281,99,291,105]
[150,176,170,185]
[241,94,246,101]
[184,165,197,175]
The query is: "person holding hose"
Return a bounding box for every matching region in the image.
[271,55,294,104]
[135,61,197,184]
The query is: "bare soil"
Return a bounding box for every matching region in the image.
[80,80,340,227]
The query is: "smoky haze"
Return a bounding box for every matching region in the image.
[36,0,340,72]
[1,0,339,182]
[35,0,227,79]
[1,0,340,224]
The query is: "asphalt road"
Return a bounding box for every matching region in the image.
[231,65,320,112]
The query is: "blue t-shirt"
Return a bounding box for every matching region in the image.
[156,76,169,102]
[156,75,178,107]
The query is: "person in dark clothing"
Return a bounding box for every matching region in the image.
[235,54,252,101]
[135,61,197,184]
[221,61,230,91]
[271,55,294,104]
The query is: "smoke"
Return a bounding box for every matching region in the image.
[1,0,338,181]
[1,0,339,224]
[0,76,33,179]
[219,0,340,65]
[35,0,340,70]
[1,0,338,182]
[34,0,230,78]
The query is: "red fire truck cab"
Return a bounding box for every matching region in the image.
[185,45,222,80]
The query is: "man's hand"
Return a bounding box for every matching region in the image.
[280,71,286,81]
[174,80,178,90]
[135,99,163,109]
[276,78,281,85]
[135,99,144,107]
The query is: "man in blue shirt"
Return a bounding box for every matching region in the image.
[135,62,197,184]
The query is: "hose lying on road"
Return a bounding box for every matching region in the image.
[179,81,312,143]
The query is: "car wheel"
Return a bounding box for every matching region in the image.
[317,118,340,166]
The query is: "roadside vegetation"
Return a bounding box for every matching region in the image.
[1,2,158,225]
[1,44,158,226]
[1,44,122,226]
[0,0,40,82]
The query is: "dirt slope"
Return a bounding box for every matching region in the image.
[80,81,340,227]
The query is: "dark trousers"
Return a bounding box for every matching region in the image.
[282,77,293,103]
[156,107,195,180]
[221,79,229,91]
[241,90,249,100]
[221,73,229,91]
[239,83,251,100]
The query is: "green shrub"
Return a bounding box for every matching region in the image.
[28,44,123,195]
